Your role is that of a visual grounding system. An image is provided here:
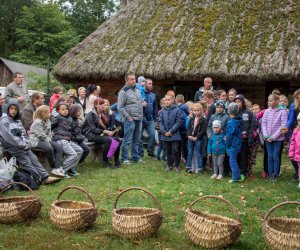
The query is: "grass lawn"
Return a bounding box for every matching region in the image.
[0,152,299,250]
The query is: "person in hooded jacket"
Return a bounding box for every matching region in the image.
[226,103,245,183]
[0,99,60,184]
[234,95,255,178]
[207,100,229,138]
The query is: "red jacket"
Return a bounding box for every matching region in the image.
[49,93,60,112]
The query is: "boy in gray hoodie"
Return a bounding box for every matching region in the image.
[0,99,60,184]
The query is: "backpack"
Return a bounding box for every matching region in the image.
[12,168,41,191]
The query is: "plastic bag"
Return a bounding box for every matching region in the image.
[0,157,18,181]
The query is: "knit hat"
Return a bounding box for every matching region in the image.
[297,113,300,121]
[234,94,245,103]
[138,76,146,84]
[215,100,226,108]
[212,120,222,129]
[228,102,239,116]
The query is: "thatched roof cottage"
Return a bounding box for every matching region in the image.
[53,0,300,106]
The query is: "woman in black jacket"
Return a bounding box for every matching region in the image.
[82,98,120,168]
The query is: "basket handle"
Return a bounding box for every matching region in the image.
[188,195,241,222]
[264,201,300,221]
[113,187,162,211]
[0,182,36,196]
[56,186,96,208]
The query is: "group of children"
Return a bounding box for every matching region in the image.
[0,84,300,189]
[0,92,119,186]
[157,88,300,187]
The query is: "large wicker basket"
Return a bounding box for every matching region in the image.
[263,201,300,250]
[0,182,42,223]
[50,186,98,230]
[185,195,242,249]
[112,187,163,239]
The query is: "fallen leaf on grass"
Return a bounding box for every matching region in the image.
[240,195,246,201]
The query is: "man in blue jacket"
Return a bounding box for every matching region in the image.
[139,79,158,158]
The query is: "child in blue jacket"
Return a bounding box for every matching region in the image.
[207,120,226,179]
[226,103,245,183]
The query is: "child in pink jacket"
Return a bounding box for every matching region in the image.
[289,113,300,189]
[262,94,288,180]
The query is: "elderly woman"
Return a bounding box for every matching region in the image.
[82,98,121,168]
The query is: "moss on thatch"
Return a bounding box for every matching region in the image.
[53,0,300,83]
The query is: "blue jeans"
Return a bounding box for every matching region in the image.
[186,139,203,171]
[229,148,241,181]
[138,120,156,157]
[156,140,166,160]
[266,141,282,177]
[121,120,142,162]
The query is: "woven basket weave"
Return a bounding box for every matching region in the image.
[263,201,300,250]
[50,186,98,230]
[185,195,242,249]
[0,182,41,223]
[112,187,163,239]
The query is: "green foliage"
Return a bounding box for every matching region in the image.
[56,0,117,40]
[0,0,35,58]
[10,2,79,67]
[0,153,298,249]
[26,72,60,94]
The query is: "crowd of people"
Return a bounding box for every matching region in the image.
[0,72,299,189]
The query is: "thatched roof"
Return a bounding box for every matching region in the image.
[54,0,300,83]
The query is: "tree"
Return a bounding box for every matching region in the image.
[57,0,117,40]
[11,2,79,67]
[0,0,35,58]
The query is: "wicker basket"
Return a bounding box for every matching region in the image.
[263,201,300,250]
[0,182,42,223]
[50,186,98,230]
[112,187,163,239]
[185,195,242,249]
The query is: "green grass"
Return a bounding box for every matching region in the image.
[0,153,299,250]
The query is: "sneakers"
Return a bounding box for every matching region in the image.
[43,176,61,185]
[68,169,80,176]
[64,173,71,179]
[51,168,65,177]
[229,174,245,183]
[165,166,173,171]
[210,174,218,179]
[185,168,192,174]
[134,159,145,164]
[123,160,131,165]
[175,166,179,172]
[216,174,223,180]
[297,183,300,189]
[194,169,203,174]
